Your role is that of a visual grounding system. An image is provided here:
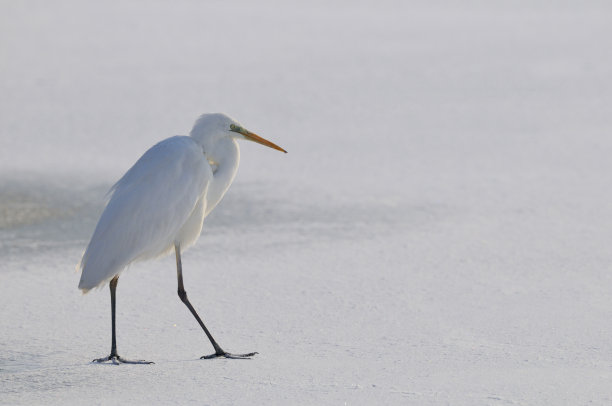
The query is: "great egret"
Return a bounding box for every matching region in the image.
[78,113,286,364]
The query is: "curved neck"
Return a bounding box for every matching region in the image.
[204,138,240,216]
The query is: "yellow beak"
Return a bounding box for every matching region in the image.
[241,129,287,153]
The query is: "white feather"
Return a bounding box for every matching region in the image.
[77,113,283,294]
[78,136,211,292]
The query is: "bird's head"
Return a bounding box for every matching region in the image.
[190,113,286,154]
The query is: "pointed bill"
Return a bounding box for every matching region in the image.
[243,130,287,153]
[230,123,287,153]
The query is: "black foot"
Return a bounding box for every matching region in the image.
[92,354,154,365]
[201,350,258,360]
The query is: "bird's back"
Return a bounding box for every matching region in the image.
[78,136,211,292]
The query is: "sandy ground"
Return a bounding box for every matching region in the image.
[2,1,612,404]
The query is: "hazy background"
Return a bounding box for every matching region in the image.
[1,1,612,404]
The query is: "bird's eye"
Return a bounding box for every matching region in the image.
[229,124,244,133]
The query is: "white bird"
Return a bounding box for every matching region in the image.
[78,113,286,364]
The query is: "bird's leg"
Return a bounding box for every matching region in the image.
[92,275,153,365]
[174,244,257,360]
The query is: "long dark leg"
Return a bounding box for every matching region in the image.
[92,275,153,365]
[175,243,257,359]
[109,275,118,357]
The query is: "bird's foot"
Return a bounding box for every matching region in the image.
[92,354,154,365]
[200,350,258,360]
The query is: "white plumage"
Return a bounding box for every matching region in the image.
[78,113,285,363]
[78,136,211,291]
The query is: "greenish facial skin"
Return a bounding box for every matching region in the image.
[229,124,246,134]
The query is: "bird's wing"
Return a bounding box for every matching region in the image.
[78,136,212,292]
